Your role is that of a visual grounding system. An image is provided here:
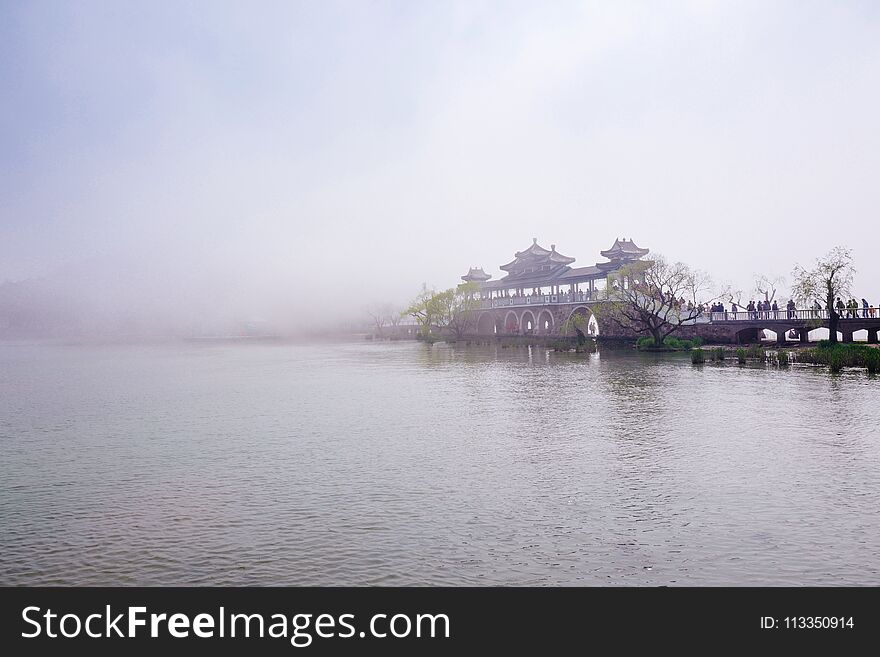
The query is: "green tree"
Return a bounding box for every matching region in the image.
[560,312,590,344]
[403,283,437,337]
[404,281,481,339]
[430,282,482,339]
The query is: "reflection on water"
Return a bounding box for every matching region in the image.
[1,340,878,586]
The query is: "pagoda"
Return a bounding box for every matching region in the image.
[498,238,576,280]
[461,267,492,283]
[596,238,650,272]
[468,236,651,299]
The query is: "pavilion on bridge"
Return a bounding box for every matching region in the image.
[462,237,650,301]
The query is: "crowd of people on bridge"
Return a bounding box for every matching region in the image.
[737,299,798,320]
[488,288,877,320]
[701,297,877,321]
[835,298,876,318]
[702,297,878,321]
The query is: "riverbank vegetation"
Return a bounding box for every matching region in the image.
[637,335,703,351]
[691,341,878,374]
[548,339,596,353]
[691,347,726,364]
[797,341,880,374]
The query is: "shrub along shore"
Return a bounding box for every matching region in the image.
[690,340,879,374]
[796,341,880,373]
[637,336,704,351]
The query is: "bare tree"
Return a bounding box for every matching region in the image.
[754,273,785,303]
[365,304,388,337]
[365,302,402,338]
[598,254,712,346]
[386,305,402,329]
[791,246,855,344]
[719,283,746,311]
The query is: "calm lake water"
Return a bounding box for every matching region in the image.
[1,339,878,586]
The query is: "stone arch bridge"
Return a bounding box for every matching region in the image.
[473,299,600,338]
[467,298,880,344]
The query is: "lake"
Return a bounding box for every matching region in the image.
[1,339,878,585]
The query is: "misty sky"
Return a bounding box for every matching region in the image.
[2,0,879,325]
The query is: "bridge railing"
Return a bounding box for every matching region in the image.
[705,309,828,321]
[480,291,607,309]
[703,308,879,322]
[477,295,880,321]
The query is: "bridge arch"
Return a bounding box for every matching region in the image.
[503,311,519,334]
[520,310,536,335]
[734,327,761,344]
[564,305,598,337]
[736,326,797,343]
[476,312,499,335]
[537,310,554,335]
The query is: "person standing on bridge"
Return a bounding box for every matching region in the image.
[863,298,870,318]
[772,300,779,319]
[836,298,845,318]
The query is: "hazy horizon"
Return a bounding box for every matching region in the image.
[2,1,879,334]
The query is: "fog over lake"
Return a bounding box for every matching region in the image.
[2,1,879,337]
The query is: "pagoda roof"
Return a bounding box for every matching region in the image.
[499,238,575,272]
[470,236,652,291]
[558,266,603,280]
[461,267,492,282]
[599,238,649,260]
[480,265,606,290]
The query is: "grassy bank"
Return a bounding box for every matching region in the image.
[796,341,880,373]
[637,336,704,351]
